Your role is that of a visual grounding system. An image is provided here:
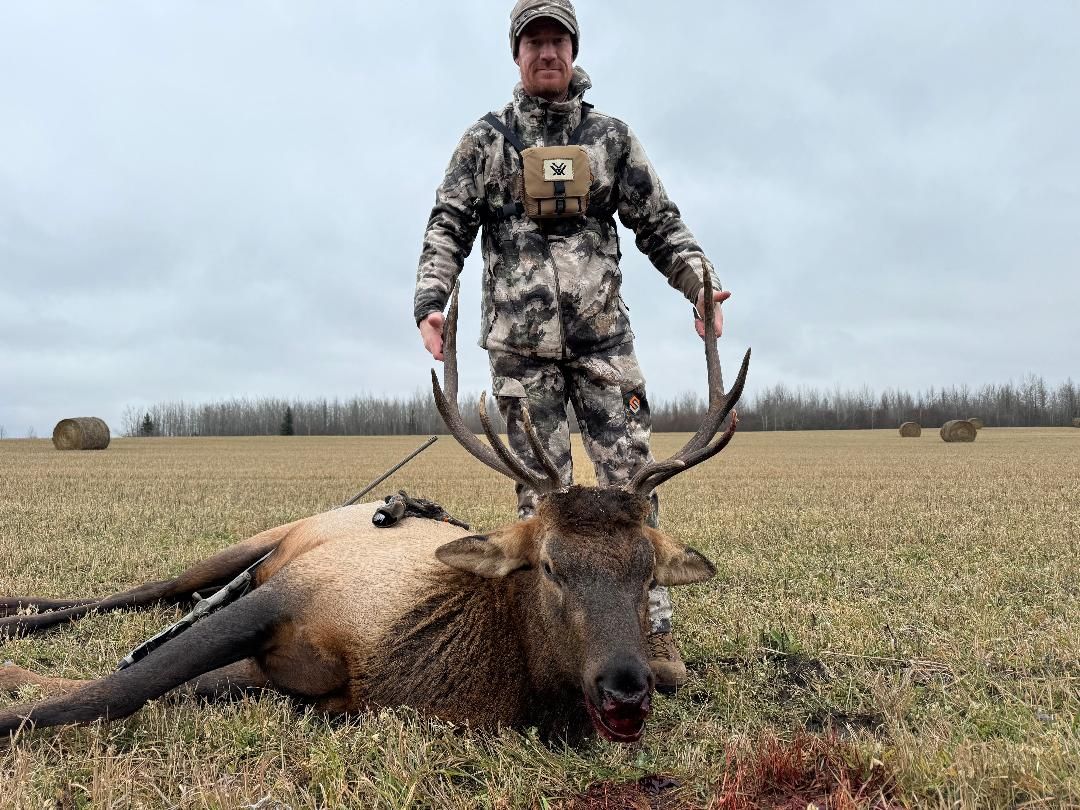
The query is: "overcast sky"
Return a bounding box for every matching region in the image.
[2,1,1077,436]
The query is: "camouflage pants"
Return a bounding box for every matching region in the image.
[488,341,672,633]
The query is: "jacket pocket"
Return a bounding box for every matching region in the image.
[492,376,527,400]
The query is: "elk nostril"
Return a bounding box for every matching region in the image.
[596,667,652,709]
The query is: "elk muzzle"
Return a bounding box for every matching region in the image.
[582,654,653,743]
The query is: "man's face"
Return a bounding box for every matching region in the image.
[515,19,574,101]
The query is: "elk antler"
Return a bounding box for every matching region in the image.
[478,392,560,490]
[431,284,563,495]
[520,405,564,488]
[627,271,751,495]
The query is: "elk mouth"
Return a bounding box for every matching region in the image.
[584,693,651,743]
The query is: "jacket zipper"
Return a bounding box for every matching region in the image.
[542,107,567,359]
[549,242,567,360]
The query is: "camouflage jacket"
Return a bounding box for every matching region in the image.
[414,67,719,359]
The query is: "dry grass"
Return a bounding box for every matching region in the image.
[1,429,1079,808]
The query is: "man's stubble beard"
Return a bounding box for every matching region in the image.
[534,72,571,103]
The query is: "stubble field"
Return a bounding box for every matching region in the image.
[1,429,1078,808]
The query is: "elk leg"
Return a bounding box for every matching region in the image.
[186,659,272,701]
[0,663,88,696]
[0,598,98,619]
[0,584,287,736]
[1,659,271,705]
[0,524,294,639]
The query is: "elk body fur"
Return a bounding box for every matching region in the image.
[2,277,748,743]
[1,490,716,741]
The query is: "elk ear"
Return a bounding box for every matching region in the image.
[436,533,532,579]
[647,529,717,586]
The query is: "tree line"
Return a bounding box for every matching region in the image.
[122,375,1079,437]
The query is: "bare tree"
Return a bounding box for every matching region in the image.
[120,406,143,437]
[123,376,1080,437]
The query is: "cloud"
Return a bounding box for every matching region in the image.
[1,1,1077,435]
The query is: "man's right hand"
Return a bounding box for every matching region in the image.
[419,311,445,361]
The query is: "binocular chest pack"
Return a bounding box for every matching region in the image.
[483,107,593,220]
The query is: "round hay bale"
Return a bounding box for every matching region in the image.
[899,422,922,438]
[52,417,111,450]
[1073,417,1080,429]
[940,419,977,443]
[968,417,985,430]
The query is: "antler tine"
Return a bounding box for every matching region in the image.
[624,268,724,496]
[431,370,518,480]
[719,346,751,425]
[521,404,563,492]
[680,269,727,455]
[638,410,740,492]
[702,268,725,402]
[478,392,547,492]
[627,347,751,496]
[443,284,460,403]
[627,458,685,492]
[430,283,537,486]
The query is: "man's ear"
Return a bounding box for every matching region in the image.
[646,528,717,586]
[436,527,533,579]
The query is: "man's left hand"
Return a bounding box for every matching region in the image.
[694,289,732,339]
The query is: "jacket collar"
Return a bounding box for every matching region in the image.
[512,66,592,137]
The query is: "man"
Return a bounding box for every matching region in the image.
[414,0,730,690]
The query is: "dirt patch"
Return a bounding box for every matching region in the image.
[805,710,887,740]
[760,649,829,688]
[551,774,693,809]
[686,650,829,688]
[685,655,743,675]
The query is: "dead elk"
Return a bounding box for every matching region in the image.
[0,278,749,744]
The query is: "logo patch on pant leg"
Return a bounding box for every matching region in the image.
[625,392,642,415]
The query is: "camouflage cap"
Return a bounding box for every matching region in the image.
[510,0,579,58]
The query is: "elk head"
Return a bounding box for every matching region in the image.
[430,275,749,742]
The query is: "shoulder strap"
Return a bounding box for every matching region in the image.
[569,102,594,146]
[485,102,594,151]
[482,112,527,153]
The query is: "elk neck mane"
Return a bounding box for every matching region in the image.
[354,522,588,738]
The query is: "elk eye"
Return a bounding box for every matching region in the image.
[648,578,657,590]
[543,561,557,581]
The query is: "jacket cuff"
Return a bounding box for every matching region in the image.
[414,297,445,326]
[669,254,722,304]
[688,271,724,305]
